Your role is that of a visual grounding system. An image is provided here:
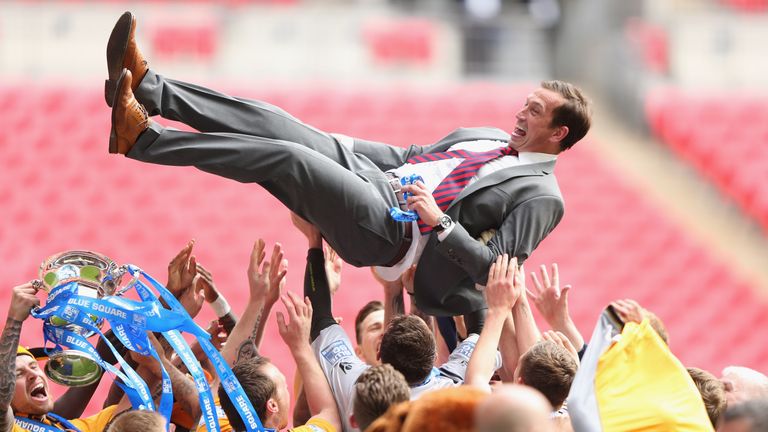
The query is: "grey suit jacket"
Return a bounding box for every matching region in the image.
[354,127,564,316]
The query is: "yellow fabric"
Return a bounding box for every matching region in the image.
[16,346,34,359]
[13,416,59,432]
[195,396,231,432]
[594,320,713,432]
[69,405,118,432]
[290,417,336,432]
[193,398,336,432]
[13,406,117,432]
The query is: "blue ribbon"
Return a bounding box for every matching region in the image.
[32,266,271,432]
[388,174,424,222]
[14,414,79,432]
[32,283,155,411]
[124,266,270,432]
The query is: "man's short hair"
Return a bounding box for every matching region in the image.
[518,340,578,408]
[219,356,273,431]
[721,398,768,431]
[353,364,410,430]
[687,367,726,427]
[379,315,435,385]
[541,80,591,151]
[105,410,166,432]
[355,300,384,345]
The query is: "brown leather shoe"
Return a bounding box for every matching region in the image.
[109,69,150,155]
[105,11,148,107]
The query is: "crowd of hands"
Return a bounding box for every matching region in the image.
[7,212,762,432]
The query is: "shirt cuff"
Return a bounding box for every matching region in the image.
[436,222,455,241]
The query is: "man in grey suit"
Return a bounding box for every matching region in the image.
[106,12,591,318]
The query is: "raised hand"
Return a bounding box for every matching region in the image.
[611,299,645,324]
[528,263,571,326]
[542,330,579,365]
[8,282,42,322]
[276,291,313,351]
[247,239,288,307]
[401,265,417,296]
[206,320,228,351]
[196,263,219,303]
[268,244,288,307]
[291,212,322,248]
[324,246,343,296]
[167,240,197,297]
[484,254,521,313]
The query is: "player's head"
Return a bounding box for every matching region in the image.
[379,315,435,385]
[219,356,290,431]
[352,364,410,430]
[12,346,53,416]
[105,409,167,432]
[354,300,384,365]
[510,80,591,154]
[514,340,577,409]
[687,367,726,428]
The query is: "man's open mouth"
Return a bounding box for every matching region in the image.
[30,383,47,401]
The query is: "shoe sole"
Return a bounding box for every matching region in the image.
[105,11,133,108]
[109,69,129,154]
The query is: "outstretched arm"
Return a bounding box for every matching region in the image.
[220,240,287,366]
[291,213,338,341]
[129,333,201,422]
[511,267,540,357]
[0,283,41,432]
[197,264,238,335]
[371,268,405,328]
[277,292,341,431]
[465,256,521,391]
[528,263,584,351]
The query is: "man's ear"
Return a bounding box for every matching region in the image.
[551,125,569,143]
[349,414,358,428]
[266,398,279,415]
[354,345,364,358]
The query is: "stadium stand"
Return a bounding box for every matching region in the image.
[645,87,768,233]
[3,84,767,408]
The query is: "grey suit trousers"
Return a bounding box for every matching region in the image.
[128,70,407,267]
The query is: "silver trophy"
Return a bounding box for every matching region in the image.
[36,250,124,387]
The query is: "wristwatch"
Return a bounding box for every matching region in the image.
[433,214,453,233]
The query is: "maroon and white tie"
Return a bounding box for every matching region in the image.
[406,145,518,234]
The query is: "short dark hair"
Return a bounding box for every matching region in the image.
[355,300,384,345]
[541,80,591,151]
[379,315,435,385]
[105,410,165,432]
[518,341,578,408]
[219,356,274,431]
[353,364,410,430]
[687,367,726,428]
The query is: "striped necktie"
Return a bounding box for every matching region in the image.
[407,145,518,234]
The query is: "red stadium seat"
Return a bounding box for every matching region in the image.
[646,88,768,234]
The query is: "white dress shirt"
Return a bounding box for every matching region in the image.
[373,139,558,281]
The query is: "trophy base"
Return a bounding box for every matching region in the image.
[44,351,103,387]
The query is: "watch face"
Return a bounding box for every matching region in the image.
[440,215,452,228]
